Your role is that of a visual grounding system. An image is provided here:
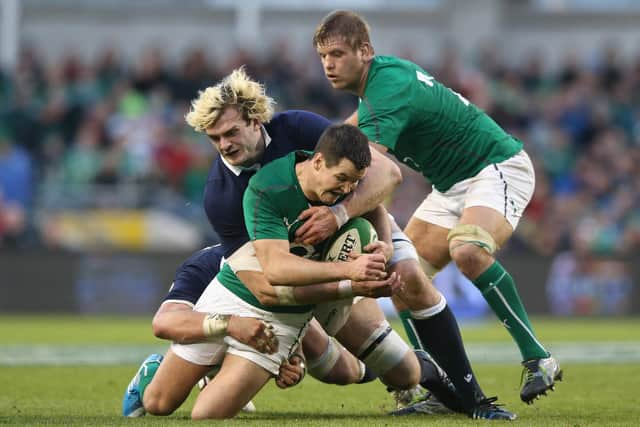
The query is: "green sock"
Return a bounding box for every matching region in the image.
[138,361,161,401]
[398,310,424,350]
[474,260,548,361]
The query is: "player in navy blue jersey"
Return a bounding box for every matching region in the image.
[202,109,332,258]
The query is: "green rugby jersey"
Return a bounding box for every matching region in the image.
[358,55,522,192]
[217,151,321,313]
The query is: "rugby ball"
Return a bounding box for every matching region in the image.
[322,217,378,262]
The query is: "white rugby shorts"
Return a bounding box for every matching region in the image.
[413,150,535,230]
[171,278,312,375]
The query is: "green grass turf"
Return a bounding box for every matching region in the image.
[2,315,640,344]
[1,315,639,425]
[1,364,638,426]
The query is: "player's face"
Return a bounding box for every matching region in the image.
[314,156,367,205]
[316,37,371,93]
[205,107,263,167]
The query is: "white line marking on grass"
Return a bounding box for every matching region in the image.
[2,343,640,365]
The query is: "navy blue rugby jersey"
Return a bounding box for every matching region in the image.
[163,244,225,305]
[204,110,331,258]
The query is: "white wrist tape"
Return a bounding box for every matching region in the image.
[202,313,230,338]
[337,280,353,299]
[330,203,349,229]
[274,286,298,305]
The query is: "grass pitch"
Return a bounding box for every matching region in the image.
[1,316,639,426]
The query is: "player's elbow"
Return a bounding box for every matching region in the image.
[254,288,279,306]
[388,161,402,187]
[151,314,174,340]
[371,149,402,189]
[263,267,286,286]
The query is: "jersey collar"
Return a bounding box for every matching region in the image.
[220,125,272,176]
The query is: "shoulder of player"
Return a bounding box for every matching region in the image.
[247,152,297,191]
[366,56,416,94]
[268,110,331,130]
[182,244,223,270]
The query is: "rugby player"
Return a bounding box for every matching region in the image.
[313,9,561,413]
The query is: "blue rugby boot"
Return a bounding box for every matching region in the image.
[470,397,517,421]
[122,353,163,417]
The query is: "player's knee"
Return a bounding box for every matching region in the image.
[390,259,420,283]
[358,322,409,378]
[391,261,426,295]
[307,337,352,384]
[191,405,235,420]
[322,355,361,385]
[449,242,485,272]
[448,224,496,273]
[382,352,421,390]
[143,389,177,416]
[390,260,441,308]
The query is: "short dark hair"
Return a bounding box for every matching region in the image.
[314,124,371,170]
[313,10,371,51]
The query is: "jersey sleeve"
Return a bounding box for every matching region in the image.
[243,181,289,241]
[162,245,224,305]
[358,73,413,151]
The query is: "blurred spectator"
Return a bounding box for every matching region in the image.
[0,40,637,267]
[0,125,33,247]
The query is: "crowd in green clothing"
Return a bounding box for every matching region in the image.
[0,42,639,255]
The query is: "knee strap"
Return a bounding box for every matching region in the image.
[306,337,341,380]
[447,224,497,254]
[356,322,410,377]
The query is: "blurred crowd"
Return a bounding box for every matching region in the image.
[1,41,640,259]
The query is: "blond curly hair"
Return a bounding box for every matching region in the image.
[185,67,275,132]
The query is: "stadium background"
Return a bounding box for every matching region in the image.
[1,0,640,318]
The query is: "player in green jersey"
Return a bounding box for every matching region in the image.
[161,124,453,419]
[313,9,562,409]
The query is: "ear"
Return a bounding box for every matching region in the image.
[312,152,324,171]
[360,42,374,62]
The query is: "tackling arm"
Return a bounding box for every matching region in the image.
[152,302,277,353]
[341,109,401,218]
[361,205,393,263]
[253,239,387,286]
[237,270,400,306]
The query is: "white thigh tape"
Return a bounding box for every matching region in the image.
[357,322,409,376]
[307,337,341,380]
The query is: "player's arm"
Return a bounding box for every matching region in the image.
[345,110,391,153]
[276,345,306,389]
[150,248,277,352]
[243,181,387,285]
[253,238,387,285]
[361,205,393,263]
[153,303,276,354]
[237,270,401,306]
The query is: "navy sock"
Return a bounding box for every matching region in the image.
[413,306,485,409]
